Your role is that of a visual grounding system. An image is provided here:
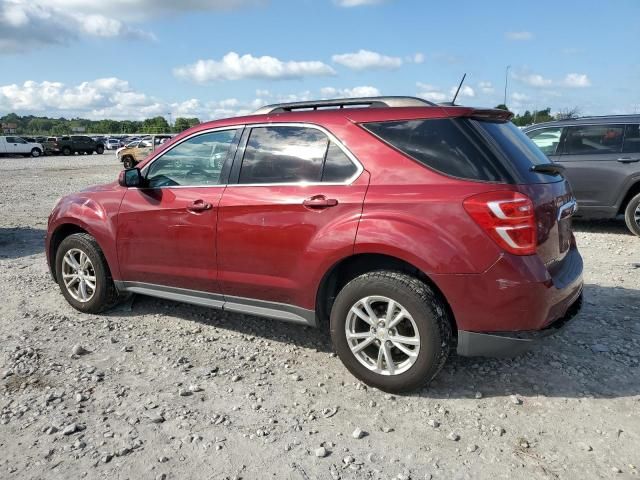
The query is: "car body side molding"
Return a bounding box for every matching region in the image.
[114,281,317,327]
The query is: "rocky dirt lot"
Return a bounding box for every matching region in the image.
[0,153,639,480]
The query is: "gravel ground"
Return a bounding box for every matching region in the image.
[0,153,639,480]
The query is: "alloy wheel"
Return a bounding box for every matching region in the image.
[345,295,420,376]
[635,203,640,227]
[61,248,96,303]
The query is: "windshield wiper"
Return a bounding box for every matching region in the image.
[530,163,565,176]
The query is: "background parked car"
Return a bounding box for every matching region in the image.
[0,136,44,157]
[116,135,174,168]
[105,138,120,150]
[524,115,640,236]
[54,135,105,155]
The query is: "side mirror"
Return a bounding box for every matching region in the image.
[118,168,143,187]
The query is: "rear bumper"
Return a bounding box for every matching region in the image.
[456,290,583,356]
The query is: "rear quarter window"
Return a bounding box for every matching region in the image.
[362,118,510,182]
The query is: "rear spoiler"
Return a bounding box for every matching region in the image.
[466,108,514,122]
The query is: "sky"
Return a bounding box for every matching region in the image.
[0,0,639,122]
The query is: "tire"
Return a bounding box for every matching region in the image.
[96,145,104,154]
[30,148,42,158]
[624,192,640,237]
[330,271,452,393]
[55,233,119,314]
[62,147,71,156]
[123,156,134,169]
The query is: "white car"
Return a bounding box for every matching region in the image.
[105,138,120,150]
[0,136,44,157]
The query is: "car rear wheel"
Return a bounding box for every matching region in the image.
[30,148,42,158]
[62,147,71,156]
[624,193,640,237]
[96,145,104,154]
[55,233,119,313]
[330,271,452,393]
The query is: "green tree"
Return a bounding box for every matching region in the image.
[142,116,170,133]
[174,117,201,132]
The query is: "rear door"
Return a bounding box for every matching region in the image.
[217,124,367,308]
[526,126,565,162]
[117,128,240,292]
[555,124,625,209]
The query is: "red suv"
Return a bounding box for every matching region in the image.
[46,97,583,392]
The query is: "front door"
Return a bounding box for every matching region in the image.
[217,125,368,309]
[117,128,240,293]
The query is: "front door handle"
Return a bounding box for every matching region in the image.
[302,195,339,209]
[187,199,212,212]
[617,157,640,163]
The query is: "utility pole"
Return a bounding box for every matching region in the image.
[504,65,511,107]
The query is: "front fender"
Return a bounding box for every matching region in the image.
[47,190,124,280]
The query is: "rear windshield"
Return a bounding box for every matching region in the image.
[473,120,562,183]
[362,118,511,182]
[363,117,561,184]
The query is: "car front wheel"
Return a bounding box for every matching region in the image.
[624,192,640,237]
[330,271,452,393]
[55,233,119,313]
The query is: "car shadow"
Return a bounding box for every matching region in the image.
[0,227,46,259]
[573,218,631,235]
[108,282,640,399]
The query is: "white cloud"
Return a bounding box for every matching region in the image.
[320,86,381,98]
[562,73,591,88]
[0,0,153,53]
[416,83,447,103]
[40,0,261,21]
[332,49,402,71]
[411,52,425,64]
[0,78,387,121]
[334,0,385,6]
[513,71,553,87]
[449,85,475,98]
[505,31,534,41]
[0,0,260,53]
[478,81,494,93]
[173,52,335,83]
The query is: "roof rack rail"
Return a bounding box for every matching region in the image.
[253,96,436,115]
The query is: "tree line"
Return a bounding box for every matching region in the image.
[0,113,201,135]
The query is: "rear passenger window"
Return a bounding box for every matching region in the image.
[565,125,624,155]
[238,126,358,184]
[362,118,508,182]
[623,124,640,153]
[322,142,358,182]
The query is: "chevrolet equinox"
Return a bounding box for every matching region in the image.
[46,97,584,392]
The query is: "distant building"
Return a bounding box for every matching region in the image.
[71,126,86,133]
[2,123,17,134]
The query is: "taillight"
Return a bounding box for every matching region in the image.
[463,191,537,255]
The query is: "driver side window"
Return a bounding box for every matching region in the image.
[146,129,237,188]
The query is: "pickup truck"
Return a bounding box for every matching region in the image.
[0,136,44,157]
[116,134,173,168]
[52,136,105,155]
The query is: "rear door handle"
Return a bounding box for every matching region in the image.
[187,199,212,212]
[303,195,338,209]
[617,157,640,163]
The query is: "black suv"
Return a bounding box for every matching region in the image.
[524,115,640,236]
[54,136,105,156]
